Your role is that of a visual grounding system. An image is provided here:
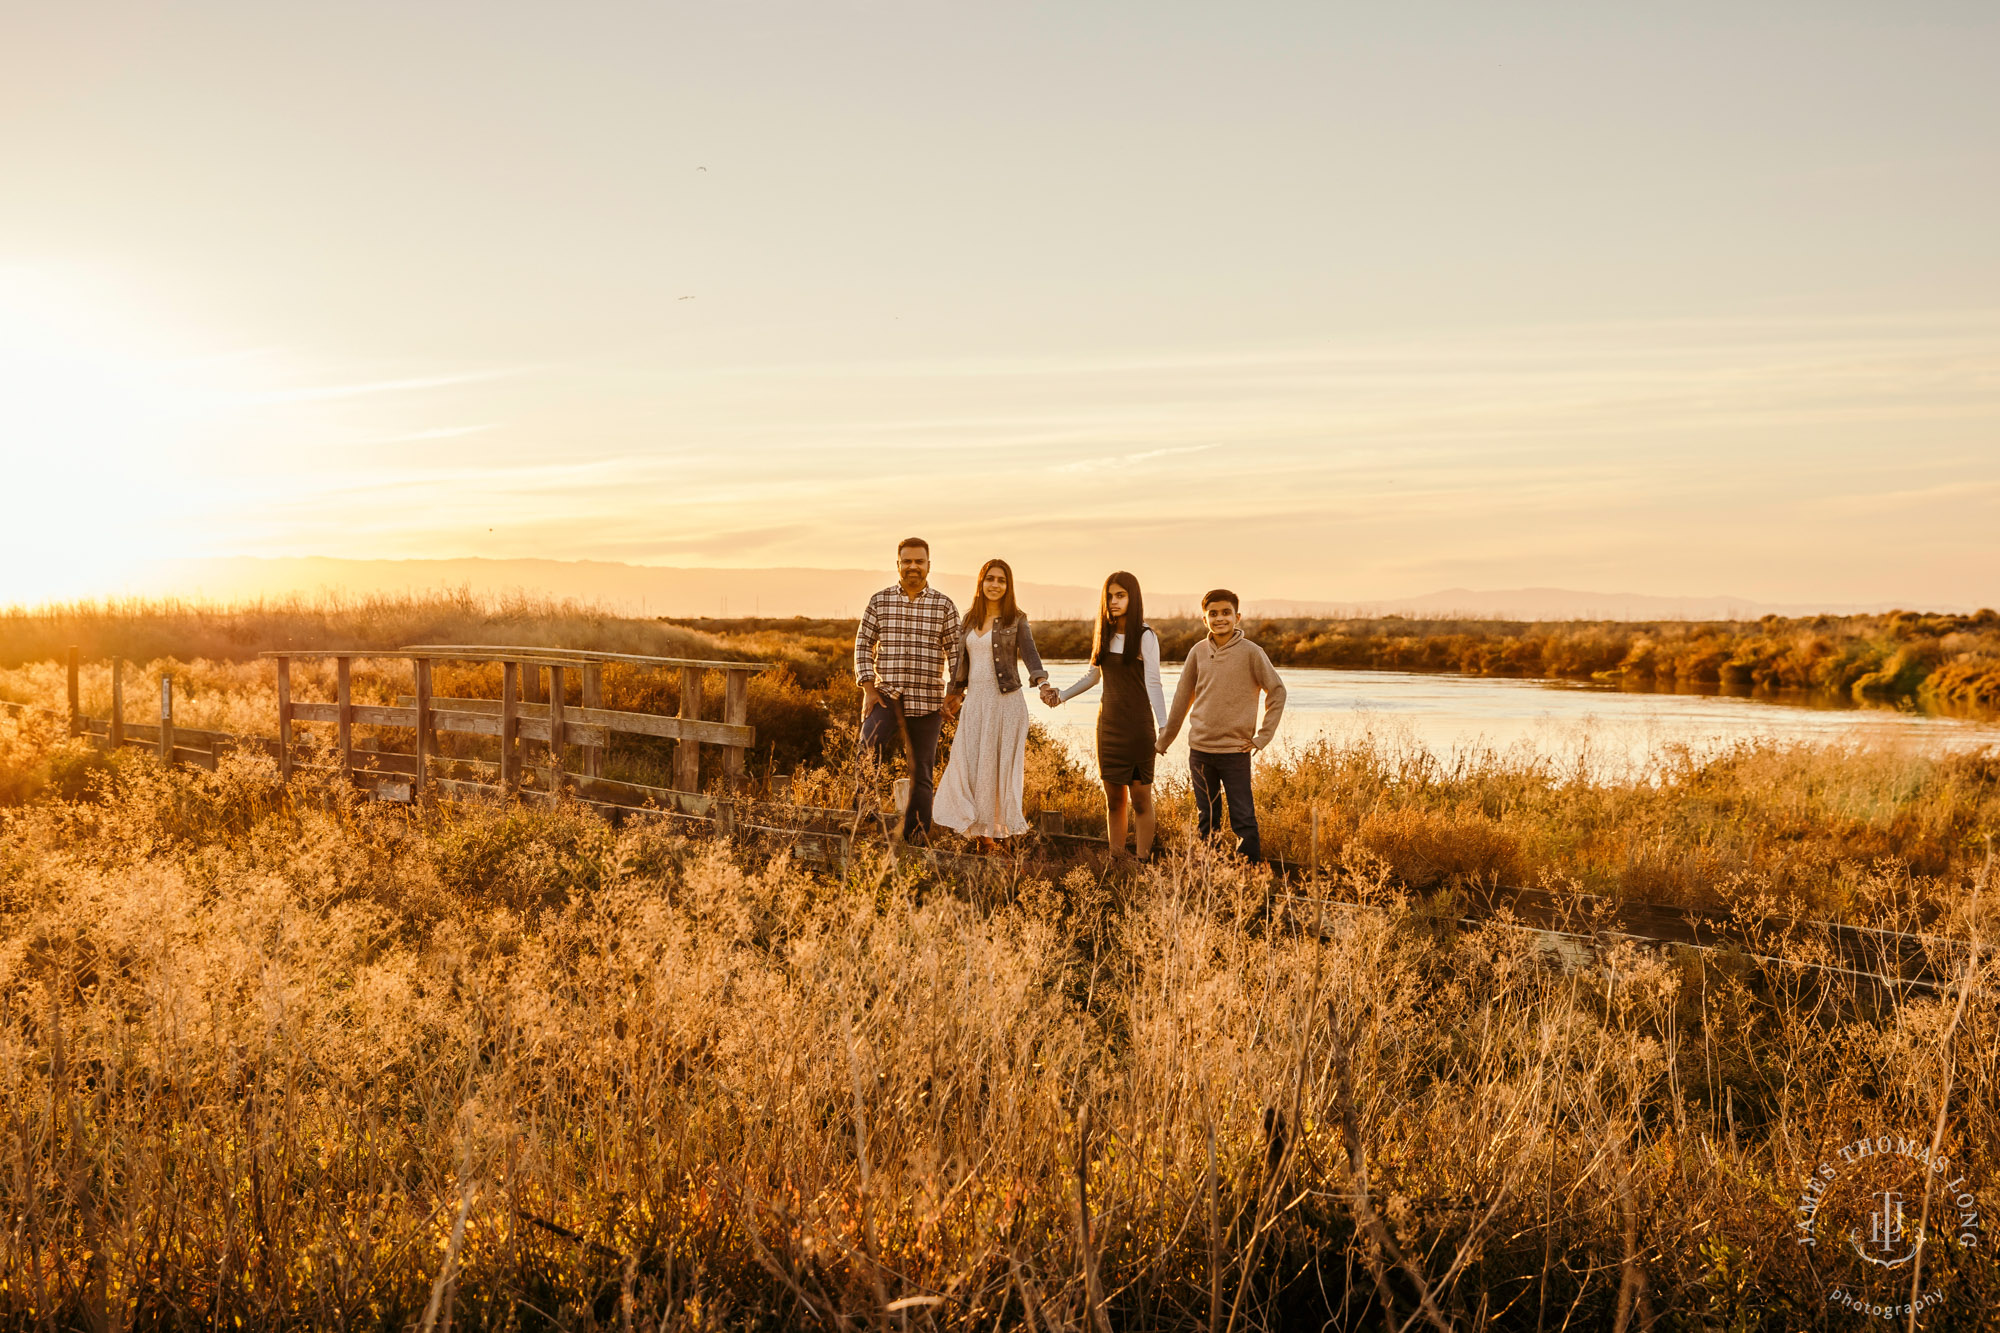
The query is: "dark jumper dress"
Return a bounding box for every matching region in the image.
[1097,626,1157,786]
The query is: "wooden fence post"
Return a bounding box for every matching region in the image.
[548,664,567,791]
[1310,807,1320,876]
[580,664,603,777]
[274,656,292,780]
[722,668,750,790]
[674,666,702,792]
[110,657,125,750]
[67,647,80,737]
[336,656,353,786]
[501,660,520,794]
[413,657,433,797]
[158,674,174,764]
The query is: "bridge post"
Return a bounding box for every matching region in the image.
[413,657,433,798]
[158,674,174,764]
[501,660,520,794]
[548,664,567,792]
[674,666,702,791]
[722,667,750,790]
[336,656,353,785]
[580,664,603,777]
[274,656,291,780]
[110,657,125,751]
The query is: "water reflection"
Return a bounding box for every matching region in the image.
[1034,662,2000,777]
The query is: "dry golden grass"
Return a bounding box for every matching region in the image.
[1,698,1998,1329]
[0,591,743,670]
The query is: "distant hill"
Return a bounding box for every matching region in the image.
[116,557,1921,623]
[1250,587,1899,621]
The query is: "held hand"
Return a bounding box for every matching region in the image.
[862,683,883,715]
[944,694,963,721]
[1039,683,1061,707]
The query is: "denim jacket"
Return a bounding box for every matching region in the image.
[947,615,1049,697]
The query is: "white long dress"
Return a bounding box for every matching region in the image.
[933,627,1031,838]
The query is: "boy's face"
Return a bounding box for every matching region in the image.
[1204,600,1239,637]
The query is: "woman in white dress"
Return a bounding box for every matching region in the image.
[935,558,1050,852]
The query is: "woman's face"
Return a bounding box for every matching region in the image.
[982,567,1009,603]
[1106,584,1130,619]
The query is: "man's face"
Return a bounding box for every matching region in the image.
[1204,601,1239,638]
[897,545,931,590]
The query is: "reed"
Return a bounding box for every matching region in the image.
[0,700,1996,1328]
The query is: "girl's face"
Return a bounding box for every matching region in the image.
[982,567,1009,603]
[1106,584,1130,620]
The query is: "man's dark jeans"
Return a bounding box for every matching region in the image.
[861,697,944,841]
[1190,749,1260,861]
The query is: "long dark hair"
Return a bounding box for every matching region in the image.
[965,558,1020,632]
[1091,571,1144,666]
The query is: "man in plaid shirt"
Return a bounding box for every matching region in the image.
[854,537,961,842]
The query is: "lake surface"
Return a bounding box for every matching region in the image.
[1035,662,2000,777]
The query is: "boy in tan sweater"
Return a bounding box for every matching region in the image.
[1155,590,1286,860]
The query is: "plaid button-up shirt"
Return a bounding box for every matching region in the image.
[854,583,961,717]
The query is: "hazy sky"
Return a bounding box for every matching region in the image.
[3,2,1996,607]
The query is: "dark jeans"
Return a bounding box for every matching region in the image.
[860,698,944,841]
[1190,749,1260,861]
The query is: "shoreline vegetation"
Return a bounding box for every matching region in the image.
[6,595,1998,713]
[670,608,2000,714]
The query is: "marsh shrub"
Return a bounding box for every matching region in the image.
[1353,803,1523,888]
[0,741,1995,1329]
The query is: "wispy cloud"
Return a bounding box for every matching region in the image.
[1054,444,1218,474]
[238,369,517,405]
[362,423,502,444]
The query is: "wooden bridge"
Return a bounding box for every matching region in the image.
[61,644,767,818]
[273,644,765,815]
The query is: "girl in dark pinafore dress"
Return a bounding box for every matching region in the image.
[1043,572,1168,860]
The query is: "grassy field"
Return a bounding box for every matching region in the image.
[0,705,1995,1329]
[2,600,1998,1327]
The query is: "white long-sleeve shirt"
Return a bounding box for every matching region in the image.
[1057,628,1169,722]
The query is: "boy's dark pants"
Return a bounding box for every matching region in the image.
[860,697,943,841]
[1189,749,1260,861]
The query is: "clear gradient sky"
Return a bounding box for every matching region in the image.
[2,2,1996,608]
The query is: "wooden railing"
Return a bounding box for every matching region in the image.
[266,645,765,815]
[64,648,250,771]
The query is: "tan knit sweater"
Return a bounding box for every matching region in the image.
[1156,631,1287,753]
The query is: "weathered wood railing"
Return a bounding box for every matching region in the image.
[265,645,764,815]
[64,648,242,770]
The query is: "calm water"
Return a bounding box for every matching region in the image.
[1035,662,2000,777]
